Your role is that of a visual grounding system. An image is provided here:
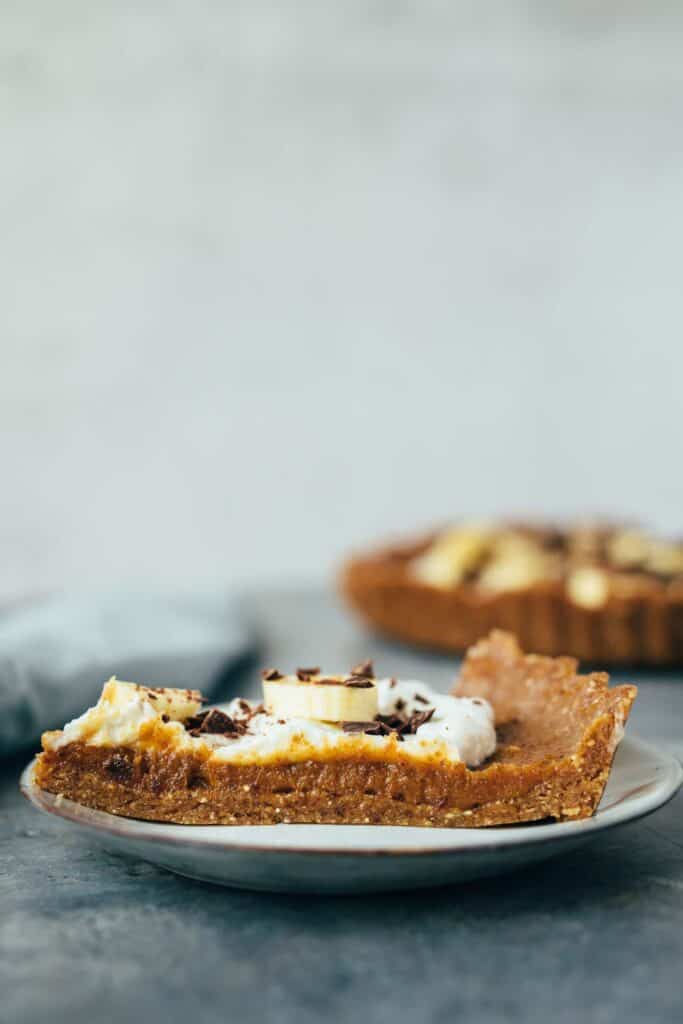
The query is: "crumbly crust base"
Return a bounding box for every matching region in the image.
[340,535,683,664]
[33,633,636,828]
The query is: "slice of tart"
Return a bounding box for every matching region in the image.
[340,521,683,663]
[33,632,636,828]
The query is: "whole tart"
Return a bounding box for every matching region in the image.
[33,632,636,827]
[340,522,683,663]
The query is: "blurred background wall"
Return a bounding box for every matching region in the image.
[2,1,682,598]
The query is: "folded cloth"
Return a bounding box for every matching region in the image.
[0,591,252,757]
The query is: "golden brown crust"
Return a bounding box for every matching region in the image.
[454,631,636,765]
[340,534,683,664]
[33,632,636,828]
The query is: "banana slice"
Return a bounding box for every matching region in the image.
[413,525,491,587]
[101,677,202,721]
[262,673,378,723]
[566,568,609,609]
[646,540,683,577]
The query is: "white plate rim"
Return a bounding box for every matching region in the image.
[20,734,682,859]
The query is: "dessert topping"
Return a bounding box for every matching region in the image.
[296,667,320,681]
[413,522,683,594]
[46,675,496,768]
[351,660,375,678]
[342,707,436,741]
[186,708,247,737]
[263,670,378,723]
[566,567,609,609]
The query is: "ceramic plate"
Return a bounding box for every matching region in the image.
[21,735,681,893]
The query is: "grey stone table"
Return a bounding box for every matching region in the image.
[2,589,683,1024]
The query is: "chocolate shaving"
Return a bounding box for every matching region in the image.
[408,708,436,731]
[184,710,208,731]
[413,693,429,705]
[201,709,241,734]
[317,677,343,686]
[161,714,170,723]
[230,701,264,728]
[395,698,406,712]
[261,668,283,681]
[341,707,435,741]
[388,678,397,689]
[296,666,320,681]
[351,660,375,678]
[345,678,374,689]
[184,699,268,738]
[185,708,247,738]
[374,713,406,732]
[367,721,402,739]
[342,721,378,735]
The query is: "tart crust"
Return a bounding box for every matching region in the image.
[33,632,636,827]
[340,532,683,664]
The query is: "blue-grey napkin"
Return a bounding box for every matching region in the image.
[0,591,252,757]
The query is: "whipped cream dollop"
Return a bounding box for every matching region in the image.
[48,676,497,767]
[48,678,201,751]
[58,696,158,747]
